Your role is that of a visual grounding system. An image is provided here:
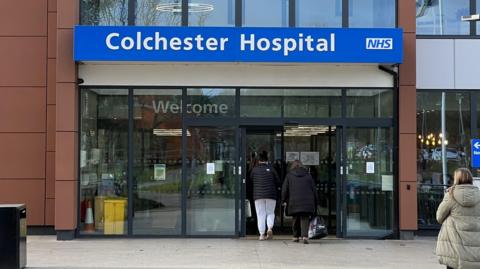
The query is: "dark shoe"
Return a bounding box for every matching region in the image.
[292,237,299,243]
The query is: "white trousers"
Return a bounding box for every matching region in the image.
[254,199,276,235]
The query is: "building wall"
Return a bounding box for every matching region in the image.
[398,0,418,236]
[0,0,418,237]
[0,0,49,226]
[55,0,78,232]
[417,39,480,89]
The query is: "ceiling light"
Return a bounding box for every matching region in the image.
[156,3,214,13]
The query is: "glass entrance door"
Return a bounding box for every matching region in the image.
[341,127,395,238]
[240,125,339,237]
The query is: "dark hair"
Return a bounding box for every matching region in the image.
[290,160,303,170]
[259,151,268,162]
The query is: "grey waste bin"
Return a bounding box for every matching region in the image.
[0,204,27,269]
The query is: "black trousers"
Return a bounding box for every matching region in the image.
[447,267,454,269]
[292,213,310,238]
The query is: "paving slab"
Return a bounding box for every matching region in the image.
[27,236,443,269]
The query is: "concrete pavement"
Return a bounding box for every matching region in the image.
[27,236,443,269]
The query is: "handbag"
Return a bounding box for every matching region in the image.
[245,199,252,218]
[308,215,328,239]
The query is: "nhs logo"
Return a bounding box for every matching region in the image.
[366,38,393,50]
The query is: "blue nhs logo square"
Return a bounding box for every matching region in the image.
[366,38,393,50]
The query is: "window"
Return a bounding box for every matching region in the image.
[80,89,129,235]
[188,0,235,26]
[296,0,342,27]
[417,91,471,228]
[242,0,289,27]
[136,0,182,26]
[416,0,470,35]
[348,0,396,28]
[80,0,128,25]
[346,89,393,118]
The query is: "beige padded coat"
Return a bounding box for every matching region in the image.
[436,185,480,269]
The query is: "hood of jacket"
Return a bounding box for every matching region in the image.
[452,185,480,207]
[290,167,308,177]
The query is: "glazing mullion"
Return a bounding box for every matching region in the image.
[289,0,295,27]
[127,89,134,236]
[471,0,477,35]
[235,0,242,26]
[181,88,187,236]
[128,0,136,25]
[182,0,188,26]
[342,0,349,28]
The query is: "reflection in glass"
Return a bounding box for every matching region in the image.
[133,89,183,235]
[284,89,342,118]
[417,0,469,35]
[346,89,393,118]
[416,92,471,228]
[80,0,128,25]
[243,0,288,27]
[136,0,182,26]
[345,127,394,237]
[186,127,237,235]
[296,0,342,27]
[349,0,396,28]
[240,89,283,117]
[189,0,235,26]
[187,88,236,117]
[80,89,129,235]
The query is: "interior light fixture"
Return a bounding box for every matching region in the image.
[156,3,214,13]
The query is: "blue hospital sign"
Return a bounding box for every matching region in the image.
[74,26,403,63]
[472,139,480,168]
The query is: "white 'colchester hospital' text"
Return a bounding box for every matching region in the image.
[105,32,336,56]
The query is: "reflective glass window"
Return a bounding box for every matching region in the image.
[417,0,470,35]
[188,0,235,26]
[243,0,289,27]
[296,0,342,27]
[416,92,471,228]
[132,89,183,235]
[284,89,342,118]
[348,0,396,28]
[136,0,182,26]
[346,89,393,118]
[80,0,128,25]
[80,89,129,235]
[240,89,283,117]
[186,127,237,235]
[187,88,236,117]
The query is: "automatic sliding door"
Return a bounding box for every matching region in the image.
[186,126,237,236]
[344,127,394,238]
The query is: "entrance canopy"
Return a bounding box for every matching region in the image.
[74,26,403,64]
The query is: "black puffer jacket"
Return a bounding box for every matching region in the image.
[251,163,280,200]
[282,168,318,215]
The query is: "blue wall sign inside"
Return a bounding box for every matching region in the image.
[472,139,480,168]
[74,26,403,63]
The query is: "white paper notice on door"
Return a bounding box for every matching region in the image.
[381,175,394,191]
[206,163,215,175]
[366,162,375,174]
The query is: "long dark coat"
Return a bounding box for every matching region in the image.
[281,167,318,215]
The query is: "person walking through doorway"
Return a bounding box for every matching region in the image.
[251,151,279,240]
[282,160,318,244]
[436,168,480,269]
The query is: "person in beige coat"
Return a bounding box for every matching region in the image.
[436,168,480,269]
